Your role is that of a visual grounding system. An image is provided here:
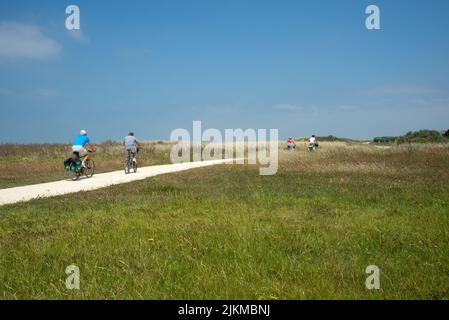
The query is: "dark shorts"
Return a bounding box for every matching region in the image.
[126,147,137,155]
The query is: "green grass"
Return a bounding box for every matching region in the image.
[0,141,172,188]
[1,143,449,299]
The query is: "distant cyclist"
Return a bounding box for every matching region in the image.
[123,132,141,164]
[72,130,95,167]
[309,135,318,147]
[286,137,296,150]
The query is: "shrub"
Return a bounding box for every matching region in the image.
[373,136,398,144]
[316,135,348,142]
[397,130,445,144]
[443,129,449,138]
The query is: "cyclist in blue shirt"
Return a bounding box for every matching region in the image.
[72,130,95,167]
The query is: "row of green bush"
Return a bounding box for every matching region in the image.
[373,130,449,144]
[397,130,448,144]
[316,135,350,142]
[373,136,398,143]
[444,130,449,138]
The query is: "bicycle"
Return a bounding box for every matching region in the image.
[124,149,138,174]
[308,142,319,152]
[69,150,95,181]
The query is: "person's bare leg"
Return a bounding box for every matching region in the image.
[82,154,88,167]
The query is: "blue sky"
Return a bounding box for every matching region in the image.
[1,0,449,143]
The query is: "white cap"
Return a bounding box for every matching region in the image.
[80,130,87,136]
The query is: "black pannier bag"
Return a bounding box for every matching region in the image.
[64,157,81,171]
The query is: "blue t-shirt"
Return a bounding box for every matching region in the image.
[73,135,90,147]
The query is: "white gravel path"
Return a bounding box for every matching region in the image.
[0,159,239,206]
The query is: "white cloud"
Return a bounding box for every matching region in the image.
[0,22,62,60]
[0,88,16,96]
[336,105,358,110]
[67,29,90,43]
[117,48,151,59]
[274,103,302,111]
[363,85,440,96]
[34,88,58,97]
[202,105,239,115]
[0,88,59,98]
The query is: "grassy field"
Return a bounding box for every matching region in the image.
[1,142,449,299]
[0,141,172,188]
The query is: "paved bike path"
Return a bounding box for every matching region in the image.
[0,159,239,206]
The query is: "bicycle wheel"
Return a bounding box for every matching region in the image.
[124,157,130,174]
[70,163,80,181]
[84,159,95,178]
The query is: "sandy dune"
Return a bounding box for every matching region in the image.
[0,159,239,206]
